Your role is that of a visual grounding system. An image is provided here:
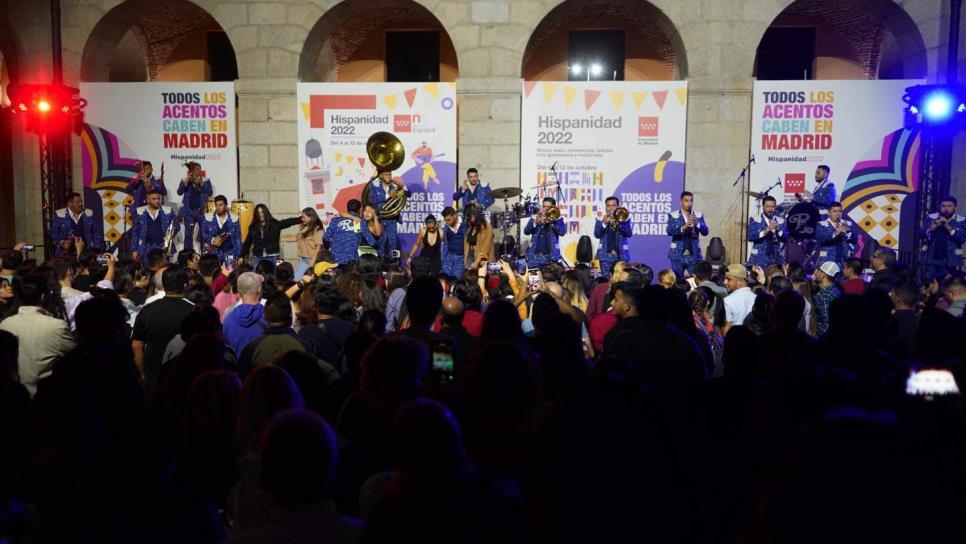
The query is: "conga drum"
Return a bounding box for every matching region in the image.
[204,197,216,214]
[231,199,255,242]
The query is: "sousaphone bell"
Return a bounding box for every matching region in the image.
[361,132,408,220]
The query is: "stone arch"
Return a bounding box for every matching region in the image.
[80,0,238,82]
[299,0,460,82]
[753,0,927,79]
[522,0,688,81]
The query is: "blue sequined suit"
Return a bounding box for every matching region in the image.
[131,205,179,256]
[666,209,709,277]
[919,212,966,281]
[441,219,467,278]
[810,180,837,219]
[126,175,167,208]
[51,208,103,256]
[594,218,632,278]
[524,216,565,268]
[201,212,242,262]
[746,213,785,268]
[369,178,404,256]
[323,216,377,265]
[815,219,856,270]
[176,178,213,251]
[453,183,494,211]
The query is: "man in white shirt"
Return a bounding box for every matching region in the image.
[722,263,756,336]
[50,255,116,329]
[0,272,76,395]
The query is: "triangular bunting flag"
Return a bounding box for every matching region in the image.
[524,81,537,97]
[652,90,668,109]
[335,152,343,163]
[609,91,625,110]
[563,86,577,107]
[674,87,687,105]
[404,88,417,108]
[631,91,646,110]
[384,94,397,110]
[300,102,311,121]
[346,156,355,165]
[584,89,601,110]
[358,157,366,168]
[424,83,439,98]
[542,83,558,103]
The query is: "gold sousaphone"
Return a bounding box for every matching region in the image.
[361,132,407,220]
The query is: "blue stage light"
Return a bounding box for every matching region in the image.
[923,91,955,122]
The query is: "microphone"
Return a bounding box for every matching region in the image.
[549,161,557,172]
[751,154,756,164]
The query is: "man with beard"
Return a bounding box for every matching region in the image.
[920,196,965,282]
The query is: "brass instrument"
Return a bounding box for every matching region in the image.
[536,206,561,224]
[613,207,629,222]
[361,132,408,219]
[162,214,179,255]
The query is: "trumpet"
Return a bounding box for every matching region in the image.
[536,206,561,224]
[162,215,179,255]
[611,207,629,222]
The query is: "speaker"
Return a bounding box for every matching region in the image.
[576,235,593,263]
[706,237,726,266]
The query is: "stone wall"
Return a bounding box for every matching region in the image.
[1,0,963,264]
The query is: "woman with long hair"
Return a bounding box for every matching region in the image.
[360,205,384,256]
[463,205,494,270]
[240,204,300,269]
[294,207,324,279]
[408,214,442,275]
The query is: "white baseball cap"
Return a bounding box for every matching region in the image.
[818,261,840,277]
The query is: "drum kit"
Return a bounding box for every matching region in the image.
[488,186,542,260]
[203,196,255,242]
[748,190,821,269]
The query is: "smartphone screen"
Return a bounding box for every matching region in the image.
[431,341,455,384]
[527,269,542,290]
[906,369,959,399]
[487,261,501,273]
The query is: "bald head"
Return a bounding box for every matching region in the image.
[441,297,465,328]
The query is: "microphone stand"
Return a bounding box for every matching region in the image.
[733,152,755,263]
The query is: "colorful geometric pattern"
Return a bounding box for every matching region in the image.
[841,127,921,251]
[80,124,140,249]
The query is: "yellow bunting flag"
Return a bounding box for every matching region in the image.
[674,88,687,106]
[542,83,558,103]
[609,91,625,110]
[424,83,439,98]
[300,102,311,121]
[335,152,343,163]
[631,91,647,110]
[346,156,355,165]
[384,94,397,110]
[563,85,577,107]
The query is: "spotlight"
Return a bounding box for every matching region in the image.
[570,64,582,75]
[591,63,603,76]
[923,91,954,122]
[904,84,966,128]
[37,100,51,113]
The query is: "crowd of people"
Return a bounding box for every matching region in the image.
[1,238,966,543]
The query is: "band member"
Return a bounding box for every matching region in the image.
[464,205,494,269]
[240,204,300,269]
[666,191,709,278]
[919,195,966,281]
[453,168,494,211]
[747,195,785,268]
[524,197,565,268]
[594,196,632,278]
[798,164,837,219]
[177,161,213,251]
[440,206,466,278]
[411,141,440,189]
[360,205,384,256]
[201,195,242,263]
[369,167,405,258]
[131,189,179,262]
[816,201,856,271]
[51,192,103,257]
[408,215,442,275]
[323,199,377,265]
[126,161,166,208]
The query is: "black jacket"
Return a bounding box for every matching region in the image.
[240,217,300,258]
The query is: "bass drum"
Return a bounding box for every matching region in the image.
[784,202,819,241]
[231,199,255,242]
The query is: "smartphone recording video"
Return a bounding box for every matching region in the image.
[527,269,542,291]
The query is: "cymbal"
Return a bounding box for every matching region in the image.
[491,187,523,199]
[747,191,764,199]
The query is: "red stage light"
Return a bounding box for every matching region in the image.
[37,100,51,112]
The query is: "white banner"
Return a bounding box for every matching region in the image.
[750,80,924,255]
[521,81,688,271]
[296,82,457,252]
[79,82,238,251]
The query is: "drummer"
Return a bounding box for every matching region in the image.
[746,196,785,268]
[524,197,565,268]
[453,168,494,211]
[797,164,837,219]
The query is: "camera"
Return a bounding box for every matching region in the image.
[96,253,110,265]
[487,261,501,273]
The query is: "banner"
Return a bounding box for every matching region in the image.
[521,81,688,272]
[750,80,924,257]
[296,82,457,254]
[80,82,238,251]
